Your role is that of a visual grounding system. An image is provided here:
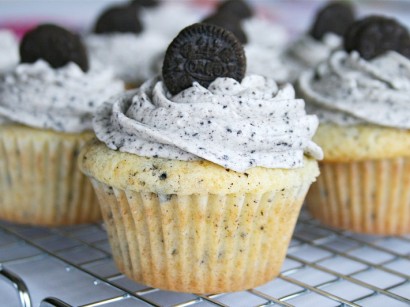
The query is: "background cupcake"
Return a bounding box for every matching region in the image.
[0,24,124,226]
[86,0,198,89]
[201,0,290,84]
[80,23,322,293]
[298,16,410,235]
[134,0,199,40]
[247,1,356,84]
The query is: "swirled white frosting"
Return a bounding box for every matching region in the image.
[0,30,19,74]
[86,31,168,83]
[0,60,124,132]
[298,51,410,129]
[246,33,341,83]
[94,75,322,172]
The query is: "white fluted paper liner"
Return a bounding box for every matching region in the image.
[306,157,410,235]
[90,178,312,293]
[0,126,101,225]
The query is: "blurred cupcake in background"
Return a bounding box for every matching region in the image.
[203,0,288,48]
[86,0,199,89]
[299,16,410,235]
[133,0,199,40]
[286,1,355,74]
[201,0,290,84]
[247,1,356,84]
[0,29,19,74]
[0,24,124,226]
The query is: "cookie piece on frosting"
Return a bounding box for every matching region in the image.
[162,23,246,95]
[344,16,410,60]
[310,1,355,40]
[20,24,89,72]
[94,5,143,34]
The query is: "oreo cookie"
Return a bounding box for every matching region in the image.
[162,23,246,95]
[344,16,410,60]
[94,5,143,34]
[310,1,355,40]
[130,0,159,8]
[217,0,253,20]
[20,24,89,72]
[344,16,380,53]
[202,13,247,44]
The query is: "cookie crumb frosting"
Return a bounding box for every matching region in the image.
[94,75,322,172]
[299,50,410,129]
[0,60,124,132]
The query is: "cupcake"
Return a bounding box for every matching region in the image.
[298,16,410,235]
[247,1,356,83]
[0,29,19,74]
[0,24,124,226]
[79,23,322,293]
[86,0,198,88]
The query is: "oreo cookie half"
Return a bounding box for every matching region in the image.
[217,0,253,20]
[202,13,248,44]
[162,23,246,95]
[20,24,89,72]
[344,16,410,60]
[130,0,159,8]
[310,1,355,40]
[344,16,380,53]
[94,5,143,34]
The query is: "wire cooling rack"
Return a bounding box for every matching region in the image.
[0,210,409,307]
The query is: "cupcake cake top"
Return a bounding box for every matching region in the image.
[0,24,124,132]
[94,23,322,172]
[0,30,19,74]
[298,16,410,129]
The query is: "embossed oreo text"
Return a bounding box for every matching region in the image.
[181,38,236,81]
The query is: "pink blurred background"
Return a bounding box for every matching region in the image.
[0,0,409,39]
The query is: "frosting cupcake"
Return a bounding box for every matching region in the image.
[0,24,124,226]
[0,30,19,74]
[247,1,355,83]
[298,16,410,235]
[79,23,322,293]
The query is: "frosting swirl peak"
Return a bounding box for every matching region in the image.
[94,75,322,172]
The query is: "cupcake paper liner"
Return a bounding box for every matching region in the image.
[90,178,312,293]
[0,127,101,226]
[306,157,410,235]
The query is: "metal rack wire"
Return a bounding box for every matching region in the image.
[0,210,409,307]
